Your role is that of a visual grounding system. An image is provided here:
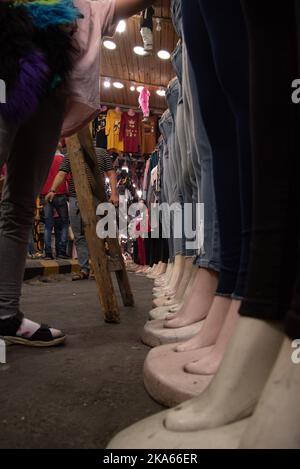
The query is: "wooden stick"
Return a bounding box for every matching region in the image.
[66,134,120,324]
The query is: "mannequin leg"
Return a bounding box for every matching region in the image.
[164,268,218,328]
[165,317,283,431]
[184,299,240,375]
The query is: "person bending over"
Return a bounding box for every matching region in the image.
[0,0,155,347]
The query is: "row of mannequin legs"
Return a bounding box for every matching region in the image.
[112,0,300,449]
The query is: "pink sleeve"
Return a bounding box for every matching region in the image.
[91,0,117,37]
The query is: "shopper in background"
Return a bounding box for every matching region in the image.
[40,145,69,260]
[45,148,118,280]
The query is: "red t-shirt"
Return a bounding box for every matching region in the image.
[120,112,140,153]
[41,154,68,196]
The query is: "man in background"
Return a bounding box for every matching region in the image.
[40,145,69,260]
[46,148,118,280]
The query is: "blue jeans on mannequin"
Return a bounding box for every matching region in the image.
[182,0,252,298]
[159,110,175,262]
[165,78,185,257]
[182,39,220,271]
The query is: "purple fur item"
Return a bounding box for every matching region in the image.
[0,51,50,124]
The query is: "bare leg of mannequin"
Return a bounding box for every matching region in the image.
[239,337,300,448]
[184,300,241,375]
[165,317,283,432]
[164,269,218,328]
[175,296,231,352]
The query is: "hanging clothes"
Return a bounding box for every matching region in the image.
[120,111,140,153]
[105,108,124,152]
[94,110,108,149]
[140,116,158,155]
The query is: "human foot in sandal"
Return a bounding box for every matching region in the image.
[72,270,89,281]
[0,312,65,347]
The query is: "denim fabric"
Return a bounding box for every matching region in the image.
[171,0,183,37]
[182,0,252,297]
[159,111,175,262]
[239,0,300,340]
[69,197,90,273]
[41,194,69,256]
[182,39,220,270]
[0,93,65,318]
[171,40,183,87]
[166,78,185,256]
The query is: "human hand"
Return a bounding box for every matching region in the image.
[45,192,55,204]
[109,193,119,207]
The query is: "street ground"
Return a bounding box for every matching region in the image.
[0,273,163,449]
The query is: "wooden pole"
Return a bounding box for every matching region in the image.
[77,127,134,308]
[66,134,120,324]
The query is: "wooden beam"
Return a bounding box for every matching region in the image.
[77,127,134,308]
[66,134,120,324]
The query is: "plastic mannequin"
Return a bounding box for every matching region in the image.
[108,317,284,449]
[163,268,218,328]
[152,257,194,305]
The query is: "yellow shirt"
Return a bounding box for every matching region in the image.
[105,109,124,152]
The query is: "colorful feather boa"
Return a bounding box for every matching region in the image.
[23,0,83,29]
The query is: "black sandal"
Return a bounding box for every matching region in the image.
[0,312,65,347]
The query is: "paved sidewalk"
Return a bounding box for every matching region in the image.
[0,273,163,449]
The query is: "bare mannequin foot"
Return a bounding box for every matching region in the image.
[184,300,241,375]
[175,296,232,352]
[164,269,218,329]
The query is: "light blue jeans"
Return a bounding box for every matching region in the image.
[182,38,220,271]
[159,110,175,262]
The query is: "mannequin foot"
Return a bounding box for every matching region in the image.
[175,296,231,352]
[184,300,241,375]
[165,318,284,432]
[164,269,218,329]
[184,347,223,376]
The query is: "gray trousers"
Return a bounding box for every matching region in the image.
[69,197,90,273]
[0,93,65,318]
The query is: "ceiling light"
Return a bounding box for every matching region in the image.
[136,86,144,93]
[116,20,126,33]
[103,80,111,88]
[113,82,124,89]
[156,89,166,97]
[103,40,117,50]
[130,85,136,92]
[157,50,171,60]
[133,46,148,56]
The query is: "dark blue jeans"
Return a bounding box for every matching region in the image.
[42,195,69,256]
[182,0,252,298]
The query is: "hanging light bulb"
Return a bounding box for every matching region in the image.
[156,18,162,32]
[116,20,126,33]
[130,85,136,92]
[156,88,166,97]
[103,40,117,50]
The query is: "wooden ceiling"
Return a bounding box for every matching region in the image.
[100,0,178,113]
